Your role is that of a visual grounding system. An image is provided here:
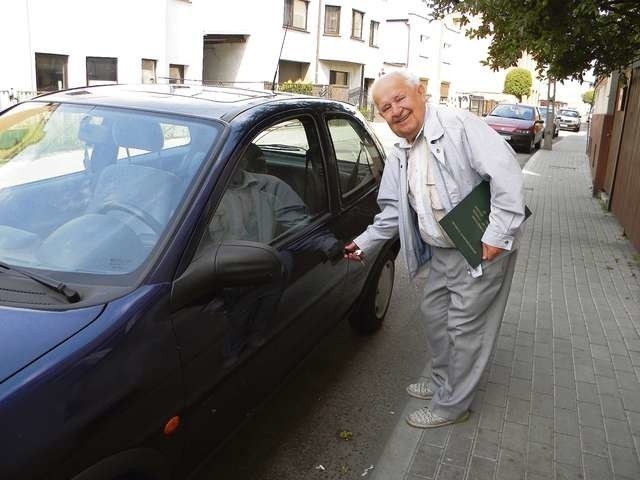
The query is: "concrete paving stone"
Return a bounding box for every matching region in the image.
[512,360,533,381]
[615,371,640,391]
[594,359,616,378]
[434,463,465,480]
[604,417,634,447]
[554,368,576,389]
[473,427,499,460]
[578,402,605,430]
[610,444,640,478]
[583,452,613,480]
[533,356,553,375]
[484,383,507,408]
[510,378,533,401]
[596,375,621,398]
[533,371,554,395]
[531,392,554,418]
[479,404,505,433]
[580,425,608,457]
[442,435,472,468]
[575,364,597,383]
[497,335,516,351]
[589,334,609,347]
[529,414,554,446]
[600,394,626,420]
[408,444,442,479]
[501,323,517,338]
[466,457,496,480]
[555,407,579,436]
[450,413,479,440]
[626,340,640,353]
[506,397,530,426]
[630,351,640,367]
[556,462,585,480]
[490,365,511,386]
[517,332,534,347]
[621,389,640,412]
[501,422,528,454]
[534,341,553,357]
[420,425,451,448]
[515,346,534,364]
[471,391,485,412]
[574,348,594,365]
[627,411,640,436]
[612,354,635,374]
[496,449,524,480]
[526,442,553,475]
[577,381,600,404]
[493,349,514,367]
[555,386,578,411]
[554,352,573,369]
[608,341,630,357]
[406,473,430,480]
[555,338,573,353]
[556,433,581,466]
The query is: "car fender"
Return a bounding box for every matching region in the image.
[70,448,169,480]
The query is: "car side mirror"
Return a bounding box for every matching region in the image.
[535,119,544,125]
[482,113,488,117]
[171,240,284,310]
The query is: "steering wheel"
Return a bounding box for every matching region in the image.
[97,201,164,234]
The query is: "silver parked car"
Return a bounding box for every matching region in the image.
[557,108,581,132]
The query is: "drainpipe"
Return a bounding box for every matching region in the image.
[315,0,322,84]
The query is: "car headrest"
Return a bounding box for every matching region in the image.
[78,116,110,145]
[112,117,163,151]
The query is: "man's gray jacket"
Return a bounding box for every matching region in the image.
[354,104,525,278]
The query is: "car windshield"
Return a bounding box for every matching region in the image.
[559,110,579,117]
[0,101,220,277]
[490,104,534,121]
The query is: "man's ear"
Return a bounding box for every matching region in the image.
[417,83,426,99]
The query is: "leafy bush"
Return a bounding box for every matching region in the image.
[278,79,313,96]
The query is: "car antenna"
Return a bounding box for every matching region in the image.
[271,24,289,93]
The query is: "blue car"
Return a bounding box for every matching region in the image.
[0,85,398,480]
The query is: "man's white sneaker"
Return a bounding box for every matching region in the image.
[406,407,470,429]
[406,382,434,400]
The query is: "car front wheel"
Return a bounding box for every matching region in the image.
[349,248,396,334]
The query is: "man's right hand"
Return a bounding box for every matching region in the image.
[344,241,365,263]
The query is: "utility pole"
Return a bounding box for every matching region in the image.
[543,78,556,150]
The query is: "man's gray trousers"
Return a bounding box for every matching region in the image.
[420,246,517,420]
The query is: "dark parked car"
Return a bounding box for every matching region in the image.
[557,108,581,131]
[0,85,398,480]
[484,103,544,153]
[537,106,560,138]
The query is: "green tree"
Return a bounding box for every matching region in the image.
[582,89,595,104]
[503,68,532,102]
[427,0,640,81]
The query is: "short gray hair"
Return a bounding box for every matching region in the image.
[369,70,420,103]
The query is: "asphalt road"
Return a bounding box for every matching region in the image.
[195,259,427,480]
[193,122,564,480]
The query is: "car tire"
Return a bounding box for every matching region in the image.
[349,247,396,334]
[534,136,542,149]
[526,137,535,154]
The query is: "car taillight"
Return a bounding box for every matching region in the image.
[516,128,532,134]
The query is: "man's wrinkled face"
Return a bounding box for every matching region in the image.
[373,76,426,142]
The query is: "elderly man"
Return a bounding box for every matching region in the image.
[345,71,525,428]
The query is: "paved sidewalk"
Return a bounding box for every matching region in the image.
[370,133,640,480]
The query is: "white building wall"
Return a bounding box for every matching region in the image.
[1,0,202,103]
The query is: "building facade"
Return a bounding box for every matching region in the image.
[1,0,472,111]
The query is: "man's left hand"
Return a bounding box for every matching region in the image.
[482,243,506,262]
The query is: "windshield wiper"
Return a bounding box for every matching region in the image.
[0,261,81,303]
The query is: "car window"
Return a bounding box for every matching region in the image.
[197,117,328,252]
[326,116,383,199]
[559,110,579,117]
[0,101,220,277]
[490,104,535,121]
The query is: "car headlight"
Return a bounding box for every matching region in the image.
[515,128,532,134]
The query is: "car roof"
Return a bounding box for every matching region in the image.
[29,84,350,122]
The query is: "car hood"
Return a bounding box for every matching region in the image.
[0,303,105,384]
[485,116,534,130]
